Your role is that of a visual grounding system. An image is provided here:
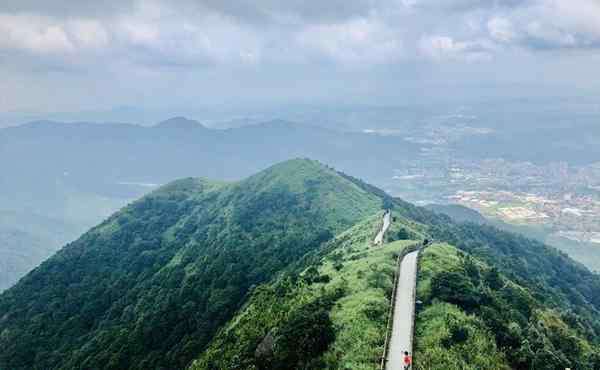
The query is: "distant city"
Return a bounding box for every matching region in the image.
[388,157,600,245]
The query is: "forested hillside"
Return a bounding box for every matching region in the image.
[191,213,421,370]
[394,199,600,324]
[415,244,600,369]
[1,159,599,369]
[0,159,382,370]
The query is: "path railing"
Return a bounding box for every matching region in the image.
[379,240,433,370]
[379,242,422,370]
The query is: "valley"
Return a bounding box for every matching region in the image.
[2,0,600,367]
[386,156,600,271]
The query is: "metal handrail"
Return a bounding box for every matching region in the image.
[380,240,433,370]
[379,242,421,370]
[380,253,400,369]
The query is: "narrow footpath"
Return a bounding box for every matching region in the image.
[386,250,419,369]
[374,210,391,246]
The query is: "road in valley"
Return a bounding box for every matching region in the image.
[386,250,419,369]
[374,210,391,246]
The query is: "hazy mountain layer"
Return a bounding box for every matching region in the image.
[0,210,81,291]
[0,118,421,290]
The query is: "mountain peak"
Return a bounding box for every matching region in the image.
[155,116,206,130]
[0,159,383,369]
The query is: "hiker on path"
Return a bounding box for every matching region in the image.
[403,351,412,369]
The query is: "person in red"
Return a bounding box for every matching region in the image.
[403,351,412,369]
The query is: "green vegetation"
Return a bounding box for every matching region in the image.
[395,200,600,334]
[415,244,600,369]
[191,214,417,370]
[0,159,383,370]
[1,158,600,370]
[415,303,509,369]
[425,204,487,225]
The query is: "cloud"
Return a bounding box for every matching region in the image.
[405,0,526,12]
[0,14,75,53]
[67,20,110,49]
[419,35,494,61]
[4,0,599,71]
[0,0,136,18]
[111,5,264,67]
[484,0,600,49]
[1,0,600,112]
[296,18,403,65]
[487,17,516,43]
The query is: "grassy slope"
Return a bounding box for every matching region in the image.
[191,213,418,370]
[0,159,383,370]
[394,200,600,336]
[414,243,600,370]
[414,244,509,369]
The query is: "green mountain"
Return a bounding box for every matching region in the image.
[190,214,418,370]
[425,204,487,225]
[415,244,600,369]
[0,159,382,370]
[190,195,600,369]
[1,159,599,370]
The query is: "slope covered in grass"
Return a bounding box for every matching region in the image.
[393,199,600,340]
[414,243,600,369]
[191,213,418,370]
[2,157,600,370]
[0,159,383,370]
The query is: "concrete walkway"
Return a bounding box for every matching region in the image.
[386,250,419,369]
[374,210,391,246]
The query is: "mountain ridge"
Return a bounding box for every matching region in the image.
[0,159,384,370]
[1,159,599,369]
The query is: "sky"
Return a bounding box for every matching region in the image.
[1,0,600,114]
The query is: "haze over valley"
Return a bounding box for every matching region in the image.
[1,0,600,368]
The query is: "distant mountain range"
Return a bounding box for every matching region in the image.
[0,159,598,369]
[0,210,81,291]
[2,115,600,293]
[0,117,421,197]
[0,117,424,290]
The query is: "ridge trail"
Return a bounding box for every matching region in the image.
[386,249,419,369]
[374,210,391,246]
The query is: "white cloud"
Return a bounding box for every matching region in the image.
[0,14,75,53]
[483,0,600,49]
[419,35,493,62]
[2,0,600,112]
[113,9,264,67]
[67,20,110,49]
[0,14,112,56]
[296,18,403,65]
[487,17,515,43]
[525,21,578,48]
